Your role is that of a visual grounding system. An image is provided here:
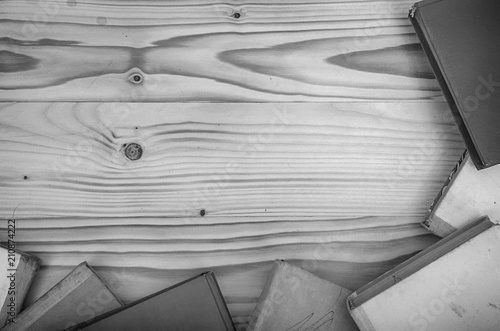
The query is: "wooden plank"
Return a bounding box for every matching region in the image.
[0,102,463,218]
[0,0,440,101]
[0,101,464,329]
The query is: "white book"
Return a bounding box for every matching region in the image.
[423,150,500,237]
[248,260,358,331]
[347,216,500,331]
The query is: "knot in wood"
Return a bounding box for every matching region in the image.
[129,73,143,84]
[124,143,143,161]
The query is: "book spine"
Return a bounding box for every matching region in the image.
[247,261,282,331]
[350,217,493,309]
[423,214,458,237]
[204,272,236,331]
[409,4,417,18]
[422,150,468,236]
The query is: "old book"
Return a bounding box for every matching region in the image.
[0,244,41,327]
[247,260,358,331]
[69,271,235,331]
[3,261,122,331]
[348,216,500,331]
[409,0,500,169]
[423,150,500,237]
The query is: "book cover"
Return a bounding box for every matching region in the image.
[409,0,500,169]
[0,245,41,327]
[348,217,500,330]
[69,271,235,331]
[423,150,500,237]
[3,261,123,331]
[248,260,358,331]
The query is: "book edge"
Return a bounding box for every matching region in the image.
[350,216,494,308]
[3,262,96,331]
[246,260,283,331]
[347,295,377,331]
[422,214,457,238]
[422,150,468,236]
[84,264,123,306]
[0,252,41,327]
[204,272,236,331]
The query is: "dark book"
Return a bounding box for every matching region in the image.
[409,0,500,169]
[348,216,500,330]
[3,262,123,331]
[0,245,41,327]
[69,271,235,331]
[248,260,358,331]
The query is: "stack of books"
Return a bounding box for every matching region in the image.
[0,249,359,331]
[1,258,236,331]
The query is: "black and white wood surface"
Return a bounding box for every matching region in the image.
[0,102,464,328]
[1,0,439,102]
[0,0,465,329]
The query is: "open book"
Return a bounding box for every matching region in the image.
[348,216,500,330]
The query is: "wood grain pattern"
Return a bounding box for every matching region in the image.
[0,0,441,101]
[0,102,464,329]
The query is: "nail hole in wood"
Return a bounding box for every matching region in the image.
[129,73,143,84]
[124,142,143,161]
[233,12,241,19]
[200,209,206,217]
[23,176,28,180]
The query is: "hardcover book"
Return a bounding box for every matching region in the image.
[423,150,500,237]
[0,245,41,327]
[347,216,500,331]
[409,0,500,169]
[3,261,123,331]
[247,260,358,331]
[70,271,235,331]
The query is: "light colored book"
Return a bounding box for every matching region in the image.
[0,245,40,327]
[423,150,500,237]
[347,216,500,331]
[248,260,358,331]
[3,261,122,331]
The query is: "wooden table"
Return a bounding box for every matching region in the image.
[0,0,465,329]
